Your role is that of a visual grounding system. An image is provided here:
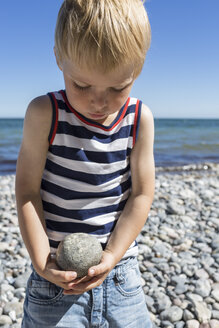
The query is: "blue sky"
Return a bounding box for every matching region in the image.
[0,0,218,118]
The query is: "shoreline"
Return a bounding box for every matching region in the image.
[0,164,219,326]
[0,161,218,178]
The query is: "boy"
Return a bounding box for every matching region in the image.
[16,0,155,327]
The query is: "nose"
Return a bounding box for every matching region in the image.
[90,90,107,111]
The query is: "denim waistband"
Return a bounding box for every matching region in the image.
[30,256,137,281]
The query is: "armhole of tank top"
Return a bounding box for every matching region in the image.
[133,100,142,147]
[47,92,59,145]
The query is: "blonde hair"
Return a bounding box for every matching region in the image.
[55,0,151,77]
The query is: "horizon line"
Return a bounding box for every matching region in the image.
[1,116,219,120]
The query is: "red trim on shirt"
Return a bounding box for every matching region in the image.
[133,100,140,147]
[60,90,130,131]
[50,93,59,145]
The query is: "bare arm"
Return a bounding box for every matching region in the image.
[16,96,51,272]
[16,96,77,288]
[105,104,155,262]
[67,104,155,294]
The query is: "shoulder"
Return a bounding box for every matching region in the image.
[140,103,154,127]
[17,95,53,190]
[138,103,154,142]
[24,95,53,137]
[26,95,52,122]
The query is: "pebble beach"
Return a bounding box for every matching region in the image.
[0,163,219,328]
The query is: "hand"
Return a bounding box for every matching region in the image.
[37,257,78,291]
[63,250,116,295]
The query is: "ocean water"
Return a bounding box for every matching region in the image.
[0,118,218,175]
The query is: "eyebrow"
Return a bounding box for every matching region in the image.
[69,70,134,88]
[115,80,133,89]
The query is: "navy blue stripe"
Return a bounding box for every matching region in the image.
[45,159,130,185]
[56,122,133,142]
[49,145,131,164]
[135,101,142,143]
[41,176,131,200]
[43,198,127,221]
[47,93,57,144]
[49,239,137,250]
[46,218,117,235]
[49,238,106,250]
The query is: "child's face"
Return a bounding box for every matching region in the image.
[59,59,135,124]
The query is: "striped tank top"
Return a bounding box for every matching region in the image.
[41,90,142,258]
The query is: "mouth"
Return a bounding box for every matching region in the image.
[88,113,106,119]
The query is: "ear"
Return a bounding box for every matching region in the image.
[54,47,63,71]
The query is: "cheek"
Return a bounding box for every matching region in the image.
[110,91,130,108]
[66,87,88,112]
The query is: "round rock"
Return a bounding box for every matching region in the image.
[56,233,102,277]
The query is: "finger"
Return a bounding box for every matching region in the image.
[66,276,93,289]
[71,275,103,292]
[88,262,108,277]
[49,268,77,283]
[63,289,83,295]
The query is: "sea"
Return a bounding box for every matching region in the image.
[0,118,218,176]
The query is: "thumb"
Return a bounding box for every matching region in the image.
[88,261,108,277]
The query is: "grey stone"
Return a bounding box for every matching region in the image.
[211,237,219,250]
[211,289,219,302]
[192,300,212,323]
[153,292,172,312]
[1,283,15,294]
[56,233,102,277]
[213,302,219,311]
[186,293,203,303]
[14,270,31,288]
[194,269,209,279]
[0,315,12,325]
[183,309,194,321]
[186,320,200,328]
[199,324,211,328]
[3,302,23,316]
[210,320,219,328]
[175,283,189,294]
[175,322,185,328]
[166,201,186,215]
[212,310,219,320]
[195,279,211,298]
[162,320,174,327]
[0,270,4,284]
[160,306,183,323]
[0,242,9,252]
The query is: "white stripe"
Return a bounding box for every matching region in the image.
[44,210,121,225]
[53,133,133,153]
[49,234,138,258]
[57,108,136,135]
[54,92,65,101]
[47,229,110,244]
[47,152,129,175]
[42,189,130,210]
[42,169,130,193]
[124,245,138,258]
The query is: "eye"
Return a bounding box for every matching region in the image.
[111,86,127,93]
[73,82,90,91]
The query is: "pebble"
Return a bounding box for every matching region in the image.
[0,163,218,327]
[186,320,199,328]
[160,306,183,322]
[193,300,212,323]
[210,320,219,328]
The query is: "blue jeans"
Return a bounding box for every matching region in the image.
[22,257,152,328]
